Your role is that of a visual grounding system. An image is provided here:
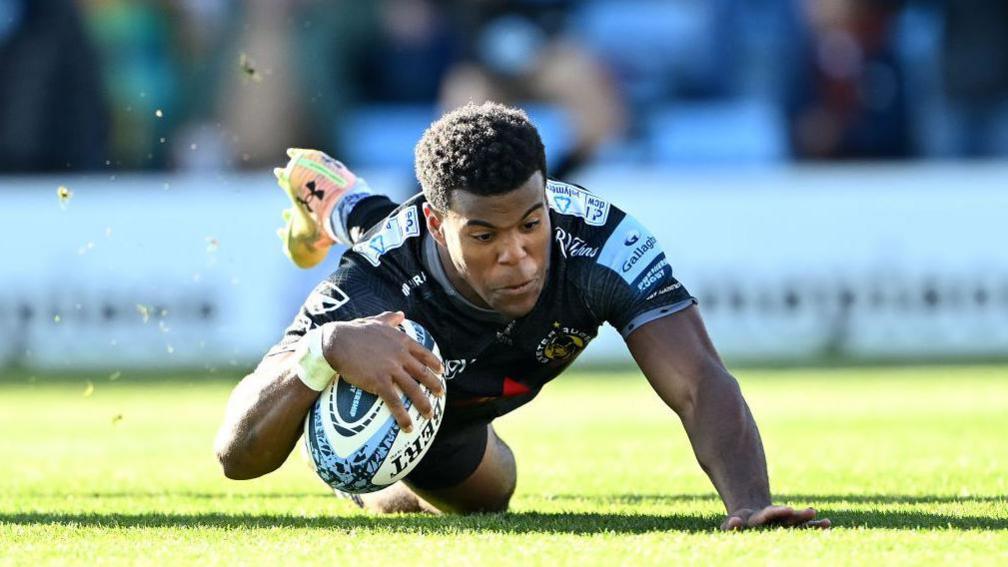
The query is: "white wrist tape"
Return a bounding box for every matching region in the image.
[294,326,337,391]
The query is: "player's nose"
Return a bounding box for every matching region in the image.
[496,232,529,265]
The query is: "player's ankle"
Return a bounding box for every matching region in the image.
[327,180,377,246]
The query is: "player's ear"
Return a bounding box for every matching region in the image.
[423,202,447,246]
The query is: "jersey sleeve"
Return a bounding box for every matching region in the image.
[583,212,696,338]
[265,257,398,357]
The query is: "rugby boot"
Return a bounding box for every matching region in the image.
[275,148,368,268]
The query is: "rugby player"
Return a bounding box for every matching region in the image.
[214,102,831,530]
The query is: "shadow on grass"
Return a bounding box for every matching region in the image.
[49,491,1004,506]
[3,505,1006,533]
[0,511,720,533]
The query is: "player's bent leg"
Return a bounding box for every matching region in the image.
[408,425,517,514]
[355,423,516,514]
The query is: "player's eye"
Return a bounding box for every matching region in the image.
[523,220,541,231]
[471,233,494,243]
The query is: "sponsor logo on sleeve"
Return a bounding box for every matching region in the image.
[633,257,669,292]
[546,182,610,226]
[352,205,421,267]
[646,281,682,301]
[304,281,350,317]
[597,216,666,286]
[621,235,658,275]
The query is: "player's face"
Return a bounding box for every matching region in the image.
[428,171,551,319]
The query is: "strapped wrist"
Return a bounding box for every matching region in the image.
[294,326,337,391]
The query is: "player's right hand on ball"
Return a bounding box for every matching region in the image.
[321,311,444,432]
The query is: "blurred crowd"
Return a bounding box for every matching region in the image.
[1,0,1007,175]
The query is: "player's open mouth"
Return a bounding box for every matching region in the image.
[497,278,536,296]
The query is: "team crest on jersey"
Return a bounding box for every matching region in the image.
[536,323,592,364]
[352,205,421,266]
[546,181,610,226]
[304,281,350,317]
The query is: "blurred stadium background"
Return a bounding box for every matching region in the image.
[2,0,1008,371]
[3,3,1008,564]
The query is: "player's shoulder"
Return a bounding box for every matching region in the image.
[546,179,617,231]
[546,179,650,240]
[546,178,643,258]
[297,243,412,326]
[547,179,667,283]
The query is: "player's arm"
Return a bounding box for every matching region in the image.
[577,200,829,530]
[214,311,444,480]
[214,349,320,479]
[625,305,830,530]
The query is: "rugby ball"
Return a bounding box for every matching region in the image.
[303,319,445,493]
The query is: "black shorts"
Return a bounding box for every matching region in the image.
[404,419,489,490]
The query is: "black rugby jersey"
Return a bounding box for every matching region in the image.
[269,180,696,429]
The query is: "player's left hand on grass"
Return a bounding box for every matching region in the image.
[721,505,831,531]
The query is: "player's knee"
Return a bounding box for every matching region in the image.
[468,436,517,514]
[431,446,516,514]
[446,488,513,515]
[498,445,518,508]
[480,475,516,514]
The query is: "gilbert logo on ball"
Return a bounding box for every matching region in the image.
[303,319,445,493]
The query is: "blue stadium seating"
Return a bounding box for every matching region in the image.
[341,105,436,170]
[646,99,787,164]
[341,103,574,171]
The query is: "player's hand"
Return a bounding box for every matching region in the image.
[321,311,445,433]
[721,505,831,531]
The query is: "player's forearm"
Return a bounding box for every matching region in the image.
[682,371,771,513]
[214,360,319,479]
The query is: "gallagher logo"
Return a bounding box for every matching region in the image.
[622,235,657,273]
[624,231,640,246]
[536,322,592,364]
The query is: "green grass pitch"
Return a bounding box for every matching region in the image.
[2,365,1006,565]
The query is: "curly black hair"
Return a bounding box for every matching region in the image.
[414,102,547,211]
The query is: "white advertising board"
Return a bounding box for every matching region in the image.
[2,163,1006,369]
[575,163,1008,363]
